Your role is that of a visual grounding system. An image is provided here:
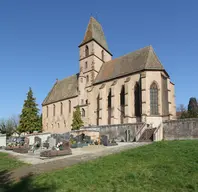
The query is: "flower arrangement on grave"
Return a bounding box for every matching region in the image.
[69,138,76,145]
[7,143,15,148]
[57,142,63,150]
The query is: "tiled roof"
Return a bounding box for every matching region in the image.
[42,74,78,106]
[42,46,167,105]
[79,17,110,53]
[94,45,165,84]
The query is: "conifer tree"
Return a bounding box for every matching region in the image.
[18,87,41,133]
[188,97,198,118]
[71,106,84,130]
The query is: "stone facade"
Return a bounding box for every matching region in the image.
[42,17,176,134]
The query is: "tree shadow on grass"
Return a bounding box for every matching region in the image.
[0,170,56,192]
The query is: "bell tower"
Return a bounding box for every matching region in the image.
[78,17,112,89]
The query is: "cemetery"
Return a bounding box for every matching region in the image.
[0,129,124,163]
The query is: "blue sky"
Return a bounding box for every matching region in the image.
[0,0,197,118]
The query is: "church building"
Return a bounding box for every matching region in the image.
[42,17,176,133]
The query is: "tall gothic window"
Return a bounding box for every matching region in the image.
[53,104,55,116]
[85,45,89,57]
[60,102,63,115]
[46,106,48,117]
[96,94,100,125]
[82,108,85,117]
[101,50,104,61]
[120,85,125,124]
[85,61,88,69]
[134,82,141,117]
[69,100,71,113]
[150,82,158,115]
[108,89,112,125]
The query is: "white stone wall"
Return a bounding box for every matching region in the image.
[0,134,6,147]
[27,133,51,145]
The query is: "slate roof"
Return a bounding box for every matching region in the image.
[94,45,166,84]
[42,74,79,106]
[79,17,111,54]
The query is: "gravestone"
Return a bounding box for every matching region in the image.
[62,140,70,150]
[49,137,56,149]
[84,135,91,143]
[51,132,70,145]
[63,132,70,141]
[34,136,41,145]
[43,142,49,149]
[101,135,108,146]
[24,137,29,148]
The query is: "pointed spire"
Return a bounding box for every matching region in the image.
[79,17,111,54]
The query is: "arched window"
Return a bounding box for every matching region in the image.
[86,75,89,83]
[58,123,60,128]
[69,100,71,113]
[108,89,112,125]
[134,82,141,117]
[46,106,48,117]
[86,99,88,105]
[82,108,85,117]
[96,94,100,125]
[81,78,83,83]
[101,50,104,61]
[53,104,55,116]
[120,85,125,123]
[85,61,88,68]
[60,102,63,115]
[85,45,89,57]
[150,82,158,115]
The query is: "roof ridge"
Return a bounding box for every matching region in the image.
[58,73,78,82]
[103,45,151,65]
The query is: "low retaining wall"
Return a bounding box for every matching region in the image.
[83,123,144,142]
[163,118,198,140]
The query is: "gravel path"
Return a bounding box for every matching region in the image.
[6,142,151,181]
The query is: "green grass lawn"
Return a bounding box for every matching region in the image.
[0,152,25,171]
[1,140,198,192]
[33,140,198,192]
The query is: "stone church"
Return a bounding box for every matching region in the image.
[42,17,176,133]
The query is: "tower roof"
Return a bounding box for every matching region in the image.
[79,17,111,54]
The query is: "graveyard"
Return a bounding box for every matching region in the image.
[0,130,141,165]
[1,140,198,192]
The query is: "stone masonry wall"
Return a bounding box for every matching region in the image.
[83,123,144,142]
[163,118,198,140]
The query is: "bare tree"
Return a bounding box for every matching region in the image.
[0,115,20,136]
[177,104,186,113]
